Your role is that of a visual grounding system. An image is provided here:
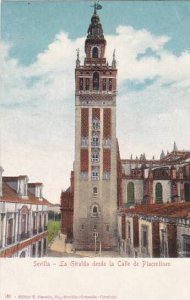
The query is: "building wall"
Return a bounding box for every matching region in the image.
[177,221,190,257]
[138,219,152,257]
[73,104,118,249]
[0,201,48,258]
[153,180,171,203]
[122,179,144,205]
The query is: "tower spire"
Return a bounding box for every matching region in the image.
[173,141,178,152]
[87,2,104,40]
[112,49,116,68]
[76,48,80,67]
[160,149,165,160]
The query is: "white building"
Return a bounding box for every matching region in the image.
[0,169,49,258]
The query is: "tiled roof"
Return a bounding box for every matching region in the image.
[120,202,190,219]
[3,176,28,181]
[0,182,50,206]
[28,183,43,187]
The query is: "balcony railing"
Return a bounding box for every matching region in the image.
[91,142,100,147]
[77,90,117,96]
[6,236,15,245]
[18,231,30,241]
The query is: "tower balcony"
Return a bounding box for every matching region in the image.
[102,139,112,148]
[81,138,89,148]
[76,90,117,96]
[91,141,100,147]
[91,159,100,166]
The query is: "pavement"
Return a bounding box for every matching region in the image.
[48,233,121,257]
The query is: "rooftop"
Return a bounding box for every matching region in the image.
[120,202,190,219]
[1,181,50,206]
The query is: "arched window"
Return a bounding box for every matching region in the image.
[155,183,163,203]
[79,78,83,91]
[93,187,98,195]
[91,205,99,217]
[86,78,90,91]
[184,183,190,202]
[20,251,26,258]
[92,47,99,58]
[102,78,107,91]
[93,72,99,91]
[108,78,112,91]
[127,182,135,203]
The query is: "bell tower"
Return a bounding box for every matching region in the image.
[73,5,118,250]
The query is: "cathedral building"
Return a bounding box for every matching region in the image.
[60,7,190,255]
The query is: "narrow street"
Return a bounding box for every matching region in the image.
[47,234,121,257]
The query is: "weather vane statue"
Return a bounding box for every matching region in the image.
[92,0,102,14]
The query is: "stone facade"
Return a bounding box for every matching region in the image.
[73,10,118,250]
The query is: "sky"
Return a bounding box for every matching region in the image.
[1,0,190,203]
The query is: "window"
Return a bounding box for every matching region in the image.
[127,182,135,203]
[92,169,99,181]
[92,206,98,217]
[79,78,83,91]
[141,226,148,250]
[81,224,84,230]
[92,118,100,130]
[161,230,168,257]
[32,244,36,257]
[106,225,109,232]
[102,78,107,91]
[93,72,99,91]
[183,235,190,257]
[92,135,99,146]
[92,47,99,58]
[155,183,163,203]
[143,230,148,247]
[21,214,27,234]
[108,78,112,91]
[80,172,88,180]
[184,183,190,202]
[20,251,26,258]
[92,150,99,163]
[39,214,42,229]
[7,218,13,245]
[81,137,88,147]
[127,222,131,239]
[86,78,90,91]
[103,171,110,180]
[93,187,98,196]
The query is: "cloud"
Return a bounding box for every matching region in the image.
[1,25,190,202]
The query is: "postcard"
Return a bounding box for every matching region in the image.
[0,0,190,299]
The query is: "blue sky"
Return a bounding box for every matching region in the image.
[1,1,190,203]
[2,1,190,64]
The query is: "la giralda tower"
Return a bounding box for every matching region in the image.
[73,4,118,250]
